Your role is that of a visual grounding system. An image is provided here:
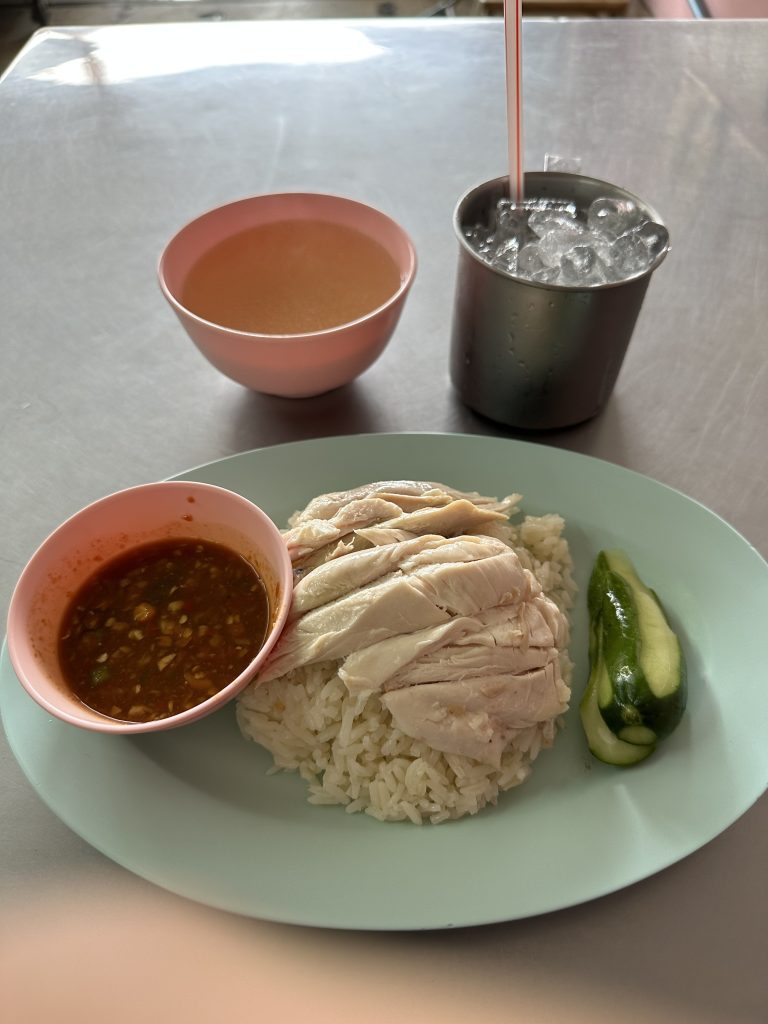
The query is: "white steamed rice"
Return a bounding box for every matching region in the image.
[236,506,576,825]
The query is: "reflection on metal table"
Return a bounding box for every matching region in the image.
[1,17,766,1024]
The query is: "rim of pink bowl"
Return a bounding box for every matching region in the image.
[6,481,294,734]
[157,191,418,341]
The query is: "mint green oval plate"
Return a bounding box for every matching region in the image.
[2,434,767,929]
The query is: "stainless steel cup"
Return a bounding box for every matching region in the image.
[449,172,669,430]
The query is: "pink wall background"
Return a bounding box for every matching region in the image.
[644,0,768,14]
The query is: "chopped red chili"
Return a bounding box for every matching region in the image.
[58,538,270,723]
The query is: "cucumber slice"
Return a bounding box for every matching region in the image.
[579,650,655,766]
[618,725,657,746]
[602,552,686,737]
[594,550,687,739]
[604,550,682,699]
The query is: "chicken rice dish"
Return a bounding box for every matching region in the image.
[237,480,575,823]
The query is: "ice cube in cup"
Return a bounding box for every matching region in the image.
[587,197,644,240]
[560,244,607,286]
[633,221,670,261]
[527,209,581,238]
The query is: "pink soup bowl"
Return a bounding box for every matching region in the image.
[158,192,417,398]
[6,481,293,734]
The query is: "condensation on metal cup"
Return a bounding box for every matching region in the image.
[449,172,670,430]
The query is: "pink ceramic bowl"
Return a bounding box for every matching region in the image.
[158,192,417,398]
[6,481,293,734]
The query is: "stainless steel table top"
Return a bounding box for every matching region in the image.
[1,18,766,1023]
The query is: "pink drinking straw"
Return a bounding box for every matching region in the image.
[504,0,524,203]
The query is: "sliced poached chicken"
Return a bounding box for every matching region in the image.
[257,480,570,764]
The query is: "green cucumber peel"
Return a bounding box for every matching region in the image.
[579,630,655,767]
[588,549,687,742]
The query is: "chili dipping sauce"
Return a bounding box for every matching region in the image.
[58,538,270,723]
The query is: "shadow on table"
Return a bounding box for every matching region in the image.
[445,387,633,465]
[225,379,386,451]
[220,362,635,469]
